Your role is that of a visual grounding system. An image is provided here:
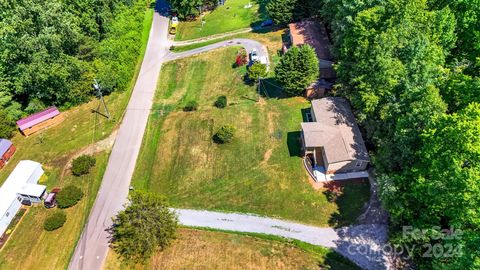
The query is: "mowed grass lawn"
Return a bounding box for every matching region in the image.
[175,0,267,41]
[132,46,370,227]
[104,229,361,270]
[0,6,154,270]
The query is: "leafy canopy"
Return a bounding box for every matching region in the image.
[275,45,319,96]
[56,185,84,209]
[112,191,178,263]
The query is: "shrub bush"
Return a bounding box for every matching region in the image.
[44,211,67,231]
[72,155,96,176]
[213,125,236,144]
[235,50,248,67]
[56,185,84,209]
[247,61,267,82]
[183,100,198,112]
[214,96,227,108]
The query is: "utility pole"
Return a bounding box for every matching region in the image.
[92,79,111,119]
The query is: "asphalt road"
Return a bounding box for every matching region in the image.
[68,3,170,270]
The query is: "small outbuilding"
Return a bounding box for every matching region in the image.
[0,139,16,169]
[0,160,46,236]
[301,98,369,181]
[16,106,63,137]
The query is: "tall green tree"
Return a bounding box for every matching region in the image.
[266,0,297,25]
[275,45,319,96]
[169,0,204,19]
[112,191,178,264]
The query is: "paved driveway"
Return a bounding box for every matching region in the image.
[68,3,170,270]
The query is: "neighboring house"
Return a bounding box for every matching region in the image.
[0,160,46,236]
[301,97,369,180]
[289,20,336,80]
[16,106,63,137]
[0,139,16,169]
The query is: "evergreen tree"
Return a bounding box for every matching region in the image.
[275,45,319,96]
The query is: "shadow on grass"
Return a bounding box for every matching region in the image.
[323,179,371,228]
[287,131,302,157]
[259,78,288,99]
[249,0,269,28]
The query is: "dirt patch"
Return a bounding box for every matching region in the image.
[260,149,273,166]
[60,129,118,178]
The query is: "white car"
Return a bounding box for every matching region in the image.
[171,16,179,27]
[250,49,259,62]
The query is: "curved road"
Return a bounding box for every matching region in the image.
[69,6,270,270]
[177,209,390,270]
[69,3,389,270]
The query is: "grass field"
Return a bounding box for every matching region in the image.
[104,228,361,270]
[175,0,267,41]
[132,44,370,226]
[0,6,154,270]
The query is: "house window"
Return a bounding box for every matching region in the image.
[355,161,363,167]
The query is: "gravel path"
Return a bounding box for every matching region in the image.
[176,209,391,270]
[172,27,259,46]
[166,38,269,67]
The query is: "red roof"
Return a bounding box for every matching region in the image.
[16,107,60,131]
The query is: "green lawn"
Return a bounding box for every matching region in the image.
[0,6,154,270]
[174,0,267,41]
[132,45,370,227]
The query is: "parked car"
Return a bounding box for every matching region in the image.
[250,49,259,62]
[171,16,179,27]
[44,188,61,209]
[261,19,273,28]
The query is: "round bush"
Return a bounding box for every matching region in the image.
[183,100,198,112]
[213,125,236,144]
[56,185,84,209]
[44,211,67,231]
[214,96,227,108]
[72,155,96,176]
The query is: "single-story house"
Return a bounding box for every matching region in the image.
[301,97,369,178]
[0,160,46,236]
[289,20,336,80]
[0,139,16,169]
[16,106,63,137]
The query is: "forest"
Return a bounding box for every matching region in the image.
[267,0,479,268]
[0,0,150,138]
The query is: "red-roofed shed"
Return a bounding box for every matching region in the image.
[0,139,15,169]
[16,107,64,136]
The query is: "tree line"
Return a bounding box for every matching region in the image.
[267,0,479,268]
[0,0,150,138]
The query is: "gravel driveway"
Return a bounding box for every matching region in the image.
[176,209,391,270]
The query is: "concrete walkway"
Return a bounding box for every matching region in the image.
[68,2,171,270]
[177,209,391,270]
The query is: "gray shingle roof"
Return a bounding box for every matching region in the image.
[302,97,369,163]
